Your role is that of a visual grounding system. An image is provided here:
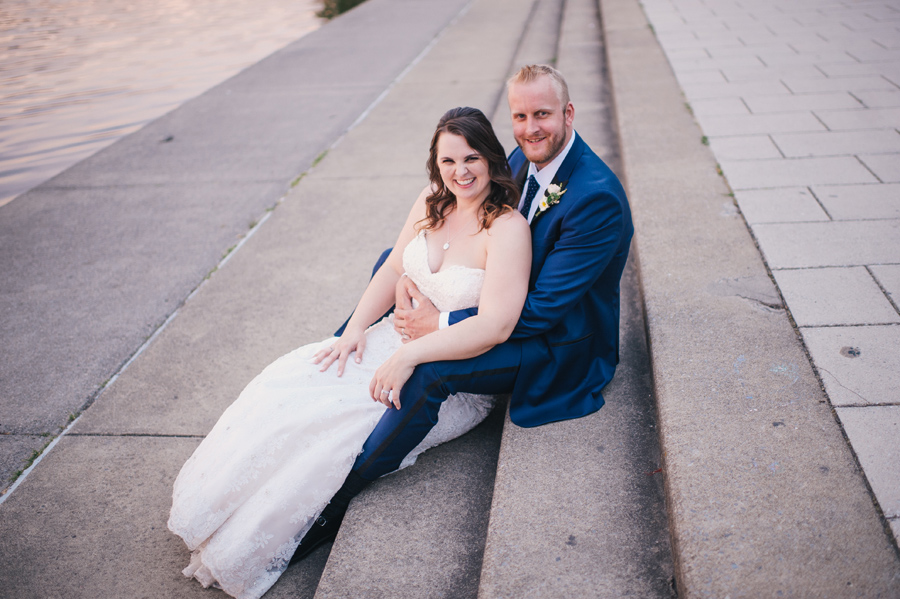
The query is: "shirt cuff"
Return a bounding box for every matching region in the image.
[439,312,450,330]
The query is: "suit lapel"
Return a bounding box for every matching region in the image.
[528,133,585,229]
[551,132,585,186]
[515,160,529,191]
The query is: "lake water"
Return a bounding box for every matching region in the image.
[0,0,323,207]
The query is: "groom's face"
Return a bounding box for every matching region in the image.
[508,77,574,170]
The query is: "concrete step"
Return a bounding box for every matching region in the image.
[307,1,539,597]
[477,2,676,595]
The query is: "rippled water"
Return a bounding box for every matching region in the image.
[0,0,323,207]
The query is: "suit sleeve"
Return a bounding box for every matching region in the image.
[448,306,478,325]
[509,190,626,340]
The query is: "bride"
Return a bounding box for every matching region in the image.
[168,106,532,599]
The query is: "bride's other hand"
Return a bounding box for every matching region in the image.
[393,281,439,343]
[369,347,415,409]
[312,326,366,377]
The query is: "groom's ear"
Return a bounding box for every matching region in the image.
[564,102,575,128]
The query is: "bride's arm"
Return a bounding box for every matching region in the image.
[369,211,531,406]
[314,185,431,376]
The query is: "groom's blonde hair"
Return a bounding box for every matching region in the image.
[507,64,571,107]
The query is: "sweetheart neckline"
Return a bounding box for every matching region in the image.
[416,231,486,276]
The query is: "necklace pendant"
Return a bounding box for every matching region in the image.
[442,242,450,251]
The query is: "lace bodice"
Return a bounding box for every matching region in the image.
[402,230,484,313]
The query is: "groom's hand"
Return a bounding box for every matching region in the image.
[394,278,439,342]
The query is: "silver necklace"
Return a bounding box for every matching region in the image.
[443,215,477,251]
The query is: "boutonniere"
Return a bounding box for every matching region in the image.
[534,182,567,220]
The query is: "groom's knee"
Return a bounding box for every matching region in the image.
[400,362,446,420]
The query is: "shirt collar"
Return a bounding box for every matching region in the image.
[527,131,576,188]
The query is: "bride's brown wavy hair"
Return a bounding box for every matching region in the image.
[420,107,520,232]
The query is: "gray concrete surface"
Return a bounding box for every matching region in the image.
[0,0,470,489]
[0,0,483,596]
[479,256,674,599]
[602,0,900,595]
[639,0,900,550]
[315,409,504,599]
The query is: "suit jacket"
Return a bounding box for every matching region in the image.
[449,133,633,427]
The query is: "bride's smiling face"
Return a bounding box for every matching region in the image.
[437,132,491,204]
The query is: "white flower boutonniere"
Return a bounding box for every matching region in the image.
[534,183,566,220]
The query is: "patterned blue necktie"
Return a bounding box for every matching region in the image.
[521,175,540,221]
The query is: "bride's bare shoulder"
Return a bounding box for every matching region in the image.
[487,210,530,241]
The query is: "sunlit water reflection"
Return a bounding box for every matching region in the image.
[0,0,323,207]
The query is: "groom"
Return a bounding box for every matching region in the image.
[292,64,633,561]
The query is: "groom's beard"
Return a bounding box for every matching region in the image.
[516,125,566,167]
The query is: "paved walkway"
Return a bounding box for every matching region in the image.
[641,0,900,544]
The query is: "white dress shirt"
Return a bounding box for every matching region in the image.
[518,132,576,223]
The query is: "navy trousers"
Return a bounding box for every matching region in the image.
[352,340,521,480]
[338,248,522,480]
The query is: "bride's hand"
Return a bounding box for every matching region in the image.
[369,347,415,409]
[312,326,366,377]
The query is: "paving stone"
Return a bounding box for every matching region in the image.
[720,65,827,82]
[708,135,783,160]
[860,154,900,183]
[676,70,727,84]
[666,47,713,59]
[671,55,762,70]
[812,183,900,220]
[816,107,900,130]
[818,60,900,79]
[698,112,825,136]
[892,519,900,545]
[707,45,792,60]
[756,50,860,67]
[772,266,900,327]
[872,34,900,50]
[801,325,900,406]
[854,89,900,108]
[681,79,791,100]
[721,156,877,189]
[844,46,900,63]
[735,187,830,224]
[772,130,900,158]
[689,97,751,117]
[744,92,863,114]
[834,405,900,517]
[781,76,899,94]
[752,220,900,268]
[870,264,900,310]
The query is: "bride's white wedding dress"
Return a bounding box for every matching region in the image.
[168,231,495,599]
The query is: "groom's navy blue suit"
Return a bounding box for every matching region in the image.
[352,133,633,480]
